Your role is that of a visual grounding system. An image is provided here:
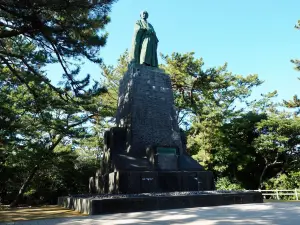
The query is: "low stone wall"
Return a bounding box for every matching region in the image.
[58,191,263,215]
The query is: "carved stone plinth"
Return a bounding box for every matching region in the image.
[116,65,183,156]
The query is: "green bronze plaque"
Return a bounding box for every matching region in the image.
[157,147,177,155]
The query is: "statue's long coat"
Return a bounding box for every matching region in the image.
[130,20,159,67]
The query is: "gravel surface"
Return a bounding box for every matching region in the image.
[67,190,258,199]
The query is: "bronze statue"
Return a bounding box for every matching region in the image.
[129,11,159,67]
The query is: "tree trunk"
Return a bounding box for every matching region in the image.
[258,161,283,189]
[9,136,63,207]
[258,164,269,189]
[10,165,39,207]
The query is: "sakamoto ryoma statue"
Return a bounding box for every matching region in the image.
[130,11,159,67]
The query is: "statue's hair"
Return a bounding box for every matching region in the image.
[140,10,148,18]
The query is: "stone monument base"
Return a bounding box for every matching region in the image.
[105,171,214,194]
[58,191,263,215]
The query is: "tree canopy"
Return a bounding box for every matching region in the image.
[286,19,300,114]
[0,0,116,206]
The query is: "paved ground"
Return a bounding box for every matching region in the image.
[1,202,300,225]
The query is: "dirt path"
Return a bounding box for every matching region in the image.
[0,205,85,222]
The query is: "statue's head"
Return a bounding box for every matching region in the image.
[140,11,148,20]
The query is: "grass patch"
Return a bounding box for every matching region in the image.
[0,205,85,222]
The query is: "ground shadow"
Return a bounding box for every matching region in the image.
[1,202,300,225]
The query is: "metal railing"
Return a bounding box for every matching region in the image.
[255,189,300,200]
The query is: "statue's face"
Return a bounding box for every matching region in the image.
[141,11,148,20]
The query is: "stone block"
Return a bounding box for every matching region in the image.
[58,191,263,215]
[155,154,178,170]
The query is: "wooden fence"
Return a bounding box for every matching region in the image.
[254,189,300,200]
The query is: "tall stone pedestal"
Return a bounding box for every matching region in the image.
[116,65,183,156]
[96,65,214,194]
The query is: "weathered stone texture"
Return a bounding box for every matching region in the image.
[88,65,212,194]
[58,191,263,215]
[116,65,182,155]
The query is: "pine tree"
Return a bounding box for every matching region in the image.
[286,20,300,113]
[0,0,116,206]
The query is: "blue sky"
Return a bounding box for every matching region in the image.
[48,0,300,103]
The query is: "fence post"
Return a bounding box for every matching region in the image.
[295,189,299,201]
[276,189,280,200]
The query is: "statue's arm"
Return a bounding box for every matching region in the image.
[148,23,159,43]
[133,21,143,43]
[130,20,144,63]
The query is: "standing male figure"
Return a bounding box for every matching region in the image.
[130,11,159,67]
